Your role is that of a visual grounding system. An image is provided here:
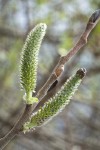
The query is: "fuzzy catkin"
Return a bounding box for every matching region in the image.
[23,68,86,130]
[20,23,47,94]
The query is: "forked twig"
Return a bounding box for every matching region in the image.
[0,9,100,150]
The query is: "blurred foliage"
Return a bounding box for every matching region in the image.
[0,0,100,150]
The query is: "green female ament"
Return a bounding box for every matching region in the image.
[23,68,86,131]
[20,23,47,104]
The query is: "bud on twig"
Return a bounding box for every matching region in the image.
[89,9,100,23]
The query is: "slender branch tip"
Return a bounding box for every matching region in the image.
[89,9,100,23]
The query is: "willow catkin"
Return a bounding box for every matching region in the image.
[23,68,86,131]
[20,23,47,103]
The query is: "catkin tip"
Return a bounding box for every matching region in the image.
[76,68,86,78]
[39,23,47,29]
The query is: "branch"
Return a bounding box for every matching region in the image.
[0,104,33,150]
[0,27,23,39]
[35,9,100,102]
[0,9,100,150]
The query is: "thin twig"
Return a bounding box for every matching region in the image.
[0,104,33,150]
[0,9,100,150]
[35,9,100,103]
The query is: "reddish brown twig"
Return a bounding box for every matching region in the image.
[35,9,100,102]
[0,9,100,150]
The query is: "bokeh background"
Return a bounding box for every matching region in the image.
[0,0,100,150]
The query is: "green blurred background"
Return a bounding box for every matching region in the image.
[0,0,100,150]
